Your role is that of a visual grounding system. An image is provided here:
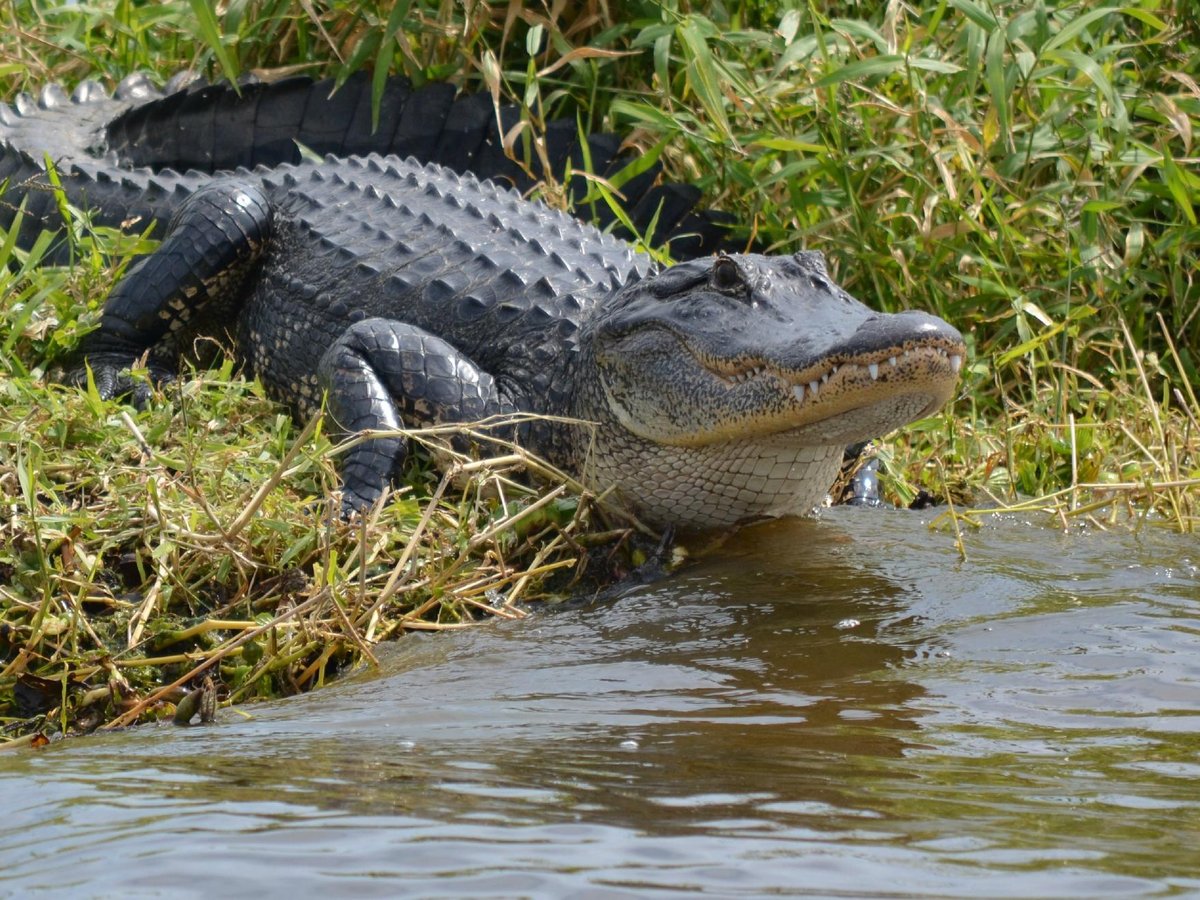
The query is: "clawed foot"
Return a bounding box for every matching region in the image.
[339,487,378,520]
[67,355,175,407]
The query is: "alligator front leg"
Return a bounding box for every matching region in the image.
[73,179,272,401]
[318,318,516,511]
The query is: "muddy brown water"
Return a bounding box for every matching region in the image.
[2,509,1198,897]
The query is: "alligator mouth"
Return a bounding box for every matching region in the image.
[716,341,963,407]
[701,339,964,438]
[596,324,965,448]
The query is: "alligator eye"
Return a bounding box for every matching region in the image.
[711,255,744,293]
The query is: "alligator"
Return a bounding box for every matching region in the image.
[0,72,965,529]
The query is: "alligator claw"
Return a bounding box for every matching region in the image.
[339,491,371,521]
[67,357,174,408]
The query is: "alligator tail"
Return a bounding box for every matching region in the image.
[103,72,733,256]
[0,75,209,256]
[0,71,733,259]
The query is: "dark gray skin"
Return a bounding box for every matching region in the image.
[0,74,965,529]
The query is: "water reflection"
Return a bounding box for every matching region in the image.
[2,511,1198,896]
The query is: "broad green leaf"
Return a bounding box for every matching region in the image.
[779,9,802,44]
[830,18,889,53]
[751,137,825,153]
[1118,7,1169,31]
[907,58,964,75]
[609,98,680,132]
[995,323,1066,366]
[1161,151,1198,225]
[814,54,904,88]
[1042,7,1124,53]
[985,27,1009,150]
[950,0,1000,30]
[526,24,544,58]
[1048,49,1128,132]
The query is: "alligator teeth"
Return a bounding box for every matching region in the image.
[888,356,898,367]
[809,380,820,397]
[730,365,769,385]
[950,354,963,373]
[792,384,805,402]
[868,362,880,380]
[821,371,830,384]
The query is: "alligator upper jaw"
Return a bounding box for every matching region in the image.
[597,329,966,448]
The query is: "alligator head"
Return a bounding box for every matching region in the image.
[575,251,965,529]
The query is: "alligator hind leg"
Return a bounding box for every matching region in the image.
[318,318,516,511]
[73,179,272,401]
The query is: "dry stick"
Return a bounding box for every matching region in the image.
[1069,412,1078,513]
[118,409,152,460]
[117,647,246,667]
[498,540,573,609]
[1063,495,1142,519]
[355,471,453,629]
[1075,478,1200,491]
[353,514,369,622]
[934,459,967,561]
[1158,312,1200,414]
[935,478,1200,530]
[453,555,574,607]
[382,592,441,633]
[1119,316,1185,529]
[127,558,165,650]
[439,419,656,537]
[63,584,111,657]
[434,417,657,539]
[153,619,261,644]
[140,495,256,561]
[390,619,475,631]
[293,641,341,691]
[100,588,330,730]
[133,478,261,652]
[1118,423,1165,472]
[327,585,379,667]
[1157,312,1199,526]
[467,483,568,549]
[223,411,324,542]
[1119,314,1168,472]
[452,452,531,473]
[0,647,35,681]
[123,404,233,542]
[492,471,512,518]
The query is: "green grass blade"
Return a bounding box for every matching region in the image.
[677,17,732,141]
[186,0,240,84]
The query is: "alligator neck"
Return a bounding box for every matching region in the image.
[556,331,842,529]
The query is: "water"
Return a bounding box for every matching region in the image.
[2,509,1198,897]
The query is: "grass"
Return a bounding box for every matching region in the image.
[2,0,1198,743]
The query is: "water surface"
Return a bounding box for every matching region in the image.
[2,509,1198,897]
